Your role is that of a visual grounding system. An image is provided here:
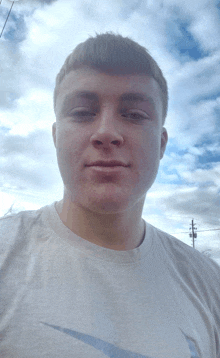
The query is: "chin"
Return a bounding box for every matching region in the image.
[85,192,144,215]
[67,183,146,214]
[85,198,126,214]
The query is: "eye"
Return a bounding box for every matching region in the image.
[69,110,96,122]
[121,111,149,121]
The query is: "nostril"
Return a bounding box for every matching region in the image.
[93,140,120,145]
[112,140,120,145]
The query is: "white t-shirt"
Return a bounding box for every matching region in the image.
[0,202,219,358]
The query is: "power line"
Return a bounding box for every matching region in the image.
[171,228,220,235]
[0,1,14,39]
[197,228,220,233]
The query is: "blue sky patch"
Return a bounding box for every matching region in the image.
[3,12,27,43]
[165,12,207,62]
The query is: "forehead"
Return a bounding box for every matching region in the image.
[55,68,163,116]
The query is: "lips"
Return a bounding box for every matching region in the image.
[86,160,129,167]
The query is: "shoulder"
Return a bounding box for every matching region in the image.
[155,224,219,273]
[0,205,52,265]
[0,208,43,240]
[149,223,220,280]
[0,208,40,228]
[148,223,220,319]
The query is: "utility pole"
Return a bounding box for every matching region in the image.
[189,219,197,248]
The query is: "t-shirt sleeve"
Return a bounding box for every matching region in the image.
[171,235,220,356]
[200,254,220,358]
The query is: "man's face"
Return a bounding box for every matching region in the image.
[53,67,168,214]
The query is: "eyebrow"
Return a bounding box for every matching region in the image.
[120,92,156,109]
[60,91,156,114]
[71,91,99,101]
[64,91,98,104]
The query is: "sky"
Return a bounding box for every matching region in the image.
[0,0,220,264]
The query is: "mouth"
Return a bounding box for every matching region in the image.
[86,160,130,168]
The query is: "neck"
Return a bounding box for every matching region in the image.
[55,197,145,251]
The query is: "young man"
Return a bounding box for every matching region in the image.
[0,33,219,358]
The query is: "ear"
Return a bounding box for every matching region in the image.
[52,122,57,148]
[160,127,168,159]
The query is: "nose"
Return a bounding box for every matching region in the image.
[90,109,124,148]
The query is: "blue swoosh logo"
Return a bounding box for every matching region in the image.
[181,331,200,358]
[41,322,155,358]
[41,322,200,358]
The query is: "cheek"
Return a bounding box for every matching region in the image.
[56,126,85,158]
[55,131,81,179]
[132,134,161,190]
[134,131,161,166]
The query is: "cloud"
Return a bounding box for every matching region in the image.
[189,6,220,52]
[166,55,220,150]
[162,186,220,226]
[0,128,58,189]
[181,164,220,186]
